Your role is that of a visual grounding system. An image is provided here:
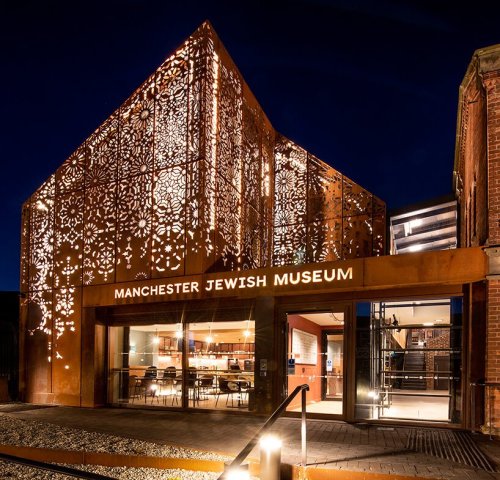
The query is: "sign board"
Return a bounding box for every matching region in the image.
[288,358,296,375]
[292,329,318,365]
[326,359,333,372]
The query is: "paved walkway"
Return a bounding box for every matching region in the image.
[2,404,500,479]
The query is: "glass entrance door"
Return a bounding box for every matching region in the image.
[324,332,344,402]
[286,310,345,416]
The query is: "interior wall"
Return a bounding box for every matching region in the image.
[287,314,323,408]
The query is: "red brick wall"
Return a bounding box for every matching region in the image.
[485,73,500,246]
[487,280,500,426]
[424,330,450,389]
[457,62,500,430]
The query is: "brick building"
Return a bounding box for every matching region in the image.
[454,45,500,432]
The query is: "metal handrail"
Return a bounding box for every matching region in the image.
[219,383,309,479]
[0,452,117,479]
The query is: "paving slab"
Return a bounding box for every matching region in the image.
[2,404,500,478]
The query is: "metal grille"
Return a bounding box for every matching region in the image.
[406,428,496,472]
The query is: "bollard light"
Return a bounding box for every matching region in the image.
[260,434,282,480]
[225,467,250,480]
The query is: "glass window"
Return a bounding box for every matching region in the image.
[108,323,183,407]
[187,321,255,410]
[355,298,463,423]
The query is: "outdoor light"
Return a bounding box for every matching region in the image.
[260,434,282,451]
[368,390,379,400]
[225,468,249,480]
[260,434,282,480]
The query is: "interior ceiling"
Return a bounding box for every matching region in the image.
[383,303,450,326]
[298,312,344,326]
[131,321,255,332]
[131,321,255,343]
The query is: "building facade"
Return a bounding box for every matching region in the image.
[454,44,500,433]
[20,22,489,428]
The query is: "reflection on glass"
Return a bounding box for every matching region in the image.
[187,321,255,410]
[108,324,183,407]
[287,311,344,415]
[355,298,462,423]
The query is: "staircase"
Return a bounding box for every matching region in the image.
[401,349,427,390]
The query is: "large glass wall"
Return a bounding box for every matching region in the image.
[108,323,184,406]
[108,317,255,411]
[355,298,463,423]
[187,321,255,410]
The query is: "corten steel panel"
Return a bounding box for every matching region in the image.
[273,223,307,267]
[274,136,307,228]
[215,174,241,271]
[261,127,274,269]
[217,63,243,191]
[85,115,118,188]
[154,56,189,170]
[343,178,373,217]
[242,102,262,212]
[116,173,153,281]
[83,182,117,285]
[118,80,155,179]
[29,177,55,292]
[55,147,86,195]
[307,154,343,222]
[185,160,205,275]
[363,248,487,288]
[152,166,187,277]
[20,203,30,293]
[241,203,262,270]
[25,290,53,400]
[307,218,343,263]
[53,190,84,288]
[372,213,386,256]
[51,286,82,406]
[343,215,372,259]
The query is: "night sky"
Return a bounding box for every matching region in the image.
[2,1,500,291]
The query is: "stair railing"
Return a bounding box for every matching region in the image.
[218,383,310,479]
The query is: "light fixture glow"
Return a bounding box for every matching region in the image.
[368,390,379,399]
[225,468,250,480]
[260,434,282,451]
[409,219,423,228]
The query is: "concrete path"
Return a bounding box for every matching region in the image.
[3,404,500,479]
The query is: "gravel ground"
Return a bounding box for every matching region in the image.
[0,461,221,479]
[0,414,233,480]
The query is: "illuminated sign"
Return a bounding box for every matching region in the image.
[113,267,353,300]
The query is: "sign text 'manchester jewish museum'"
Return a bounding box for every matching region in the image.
[114,266,354,300]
